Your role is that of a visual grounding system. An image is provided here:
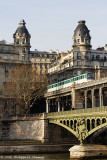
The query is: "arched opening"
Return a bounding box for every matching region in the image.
[102,118,106,124]
[67,120,69,127]
[74,120,77,131]
[70,120,73,129]
[63,120,66,125]
[97,119,101,126]
[87,119,90,131]
[92,119,95,129]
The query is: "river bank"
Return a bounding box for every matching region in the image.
[0,144,72,155]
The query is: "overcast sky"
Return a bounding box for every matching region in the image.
[0,0,107,52]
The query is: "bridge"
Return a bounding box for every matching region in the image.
[47,106,107,144]
[45,77,107,144]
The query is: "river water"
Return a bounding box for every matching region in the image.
[0,153,107,160]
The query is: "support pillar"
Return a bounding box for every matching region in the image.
[58,98,60,112]
[62,97,64,111]
[56,98,61,112]
[85,90,87,109]
[46,99,50,113]
[72,88,75,109]
[91,89,95,108]
[99,87,103,107]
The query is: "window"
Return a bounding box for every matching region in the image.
[61,81,63,85]
[22,56,25,61]
[8,48,11,53]
[77,53,81,59]
[77,61,81,66]
[4,76,8,83]
[22,48,26,53]
[22,39,25,44]
[2,47,4,53]
[77,39,80,43]
[85,39,88,43]
[77,71,81,75]
[81,37,84,42]
[10,56,14,60]
[85,61,89,66]
[5,65,8,73]
[96,55,100,60]
[82,75,84,79]
[71,78,73,82]
[44,64,47,69]
[100,62,104,66]
[92,55,94,60]
[40,59,42,62]
[40,64,42,69]
[4,55,7,60]
[16,39,19,44]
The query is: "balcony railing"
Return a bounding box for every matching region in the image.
[0,50,18,54]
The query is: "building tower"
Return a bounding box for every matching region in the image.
[13,19,31,62]
[72,20,91,51]
[72,20,92,76]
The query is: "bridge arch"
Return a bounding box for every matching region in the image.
[49,120,78,138]
[85,122,107,140]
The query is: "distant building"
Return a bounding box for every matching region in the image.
[30,50,57,75]
[0,19,57,116]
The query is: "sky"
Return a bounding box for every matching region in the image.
[0,0,107,52]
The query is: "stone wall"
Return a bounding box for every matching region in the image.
[0,113,49,143]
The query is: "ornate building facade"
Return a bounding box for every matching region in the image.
[0,19,57,116]
[48,20,107,85]
[45,20,107,113]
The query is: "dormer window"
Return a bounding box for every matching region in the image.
[77,39,80,43]
[22,39,25,44]
[81,37,84,42]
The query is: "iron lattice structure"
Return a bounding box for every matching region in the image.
[47,106,107,144]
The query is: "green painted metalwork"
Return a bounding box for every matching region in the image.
[47,106,107,144]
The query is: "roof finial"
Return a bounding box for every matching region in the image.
[19,19,26,27]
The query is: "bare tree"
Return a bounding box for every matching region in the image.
[2,65,47,113]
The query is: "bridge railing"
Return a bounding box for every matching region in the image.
[47,106,107,118]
